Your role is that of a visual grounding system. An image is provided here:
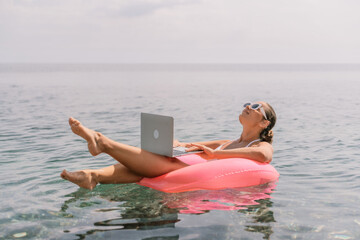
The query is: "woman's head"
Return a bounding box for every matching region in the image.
[239,101,277,144]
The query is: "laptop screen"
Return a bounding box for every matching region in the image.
[141,113,174,157]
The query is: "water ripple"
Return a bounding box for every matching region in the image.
[1,68,360,239]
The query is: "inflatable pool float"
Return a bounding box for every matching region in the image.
[138,154,279,193]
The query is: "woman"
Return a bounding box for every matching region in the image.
[61,101,276,190]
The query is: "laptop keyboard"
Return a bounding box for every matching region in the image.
[173,149,186,156]
[172,147,203,156]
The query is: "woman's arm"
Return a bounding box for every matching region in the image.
[174,139,230,150]
[214,142,273,163]
[190,142,273,163]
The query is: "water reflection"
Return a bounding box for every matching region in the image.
[162,182,277,214]
[241,199,275,239]
[59,183,277,239]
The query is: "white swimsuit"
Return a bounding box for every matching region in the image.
[215,139,261,151]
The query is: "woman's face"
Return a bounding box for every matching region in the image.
[239,101,268,126]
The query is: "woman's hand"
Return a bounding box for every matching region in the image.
[173,139,181,147]
[189,143,215,158]
[173,139,190,148]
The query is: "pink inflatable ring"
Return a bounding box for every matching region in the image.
[138,154,279,193]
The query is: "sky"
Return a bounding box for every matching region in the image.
[1,0,360,64]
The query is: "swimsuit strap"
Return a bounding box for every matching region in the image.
[216,138,261,150]
[215,143,226,151]
[245,139,261,148]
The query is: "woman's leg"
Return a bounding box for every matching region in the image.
[61,163,143,190]
[68,117,188,178]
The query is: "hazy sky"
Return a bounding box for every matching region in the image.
[1,0,359,63]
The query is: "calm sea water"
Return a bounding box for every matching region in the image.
[0,64,359,239]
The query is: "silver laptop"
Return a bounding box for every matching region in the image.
[141,112,202,157]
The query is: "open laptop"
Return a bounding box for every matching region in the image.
[141,112,203,157]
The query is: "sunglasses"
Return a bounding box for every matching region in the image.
[243,102,268,120]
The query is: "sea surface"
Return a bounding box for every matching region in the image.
[0,64,359,239]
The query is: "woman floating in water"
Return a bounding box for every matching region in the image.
[61,101,277,190]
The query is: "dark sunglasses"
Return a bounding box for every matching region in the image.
[243,102,268,120]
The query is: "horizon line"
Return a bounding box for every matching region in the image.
[1,62,360,72]
[1,62,360,65]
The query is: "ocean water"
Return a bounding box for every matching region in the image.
[0,64,359,239]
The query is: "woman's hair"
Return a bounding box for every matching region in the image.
[260,102,277,144]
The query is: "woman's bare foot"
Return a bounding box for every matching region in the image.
[69,117,103,156]
[61,169,98,190]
